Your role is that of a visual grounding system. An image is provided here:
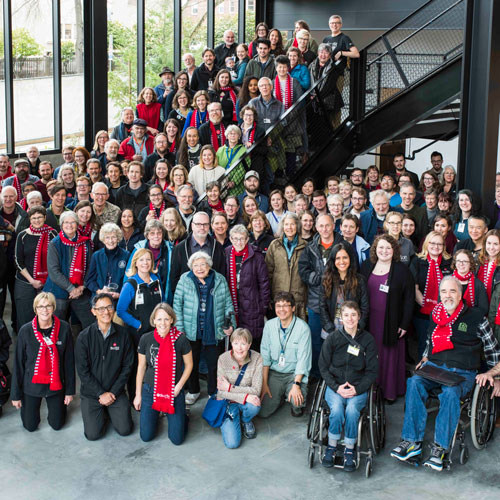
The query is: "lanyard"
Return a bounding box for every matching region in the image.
[278,317,297,354]
[225,145,240,166]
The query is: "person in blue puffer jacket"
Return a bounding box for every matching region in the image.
[288,47,311,92]
[85,223,129,299]
[173,251,235,405]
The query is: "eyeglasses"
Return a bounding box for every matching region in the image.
[93,305,114,313]
[428,242,444,247]
[455,260,470,265]
[193,222,210,227]
[387,221,402,225]
[231,237,247,243]
[36,305,54,311]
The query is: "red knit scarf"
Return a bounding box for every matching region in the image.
[229,245,249,322]
[155,178,169,191]
[292,38,298,48]
[189,110,207,128]
[210,122,225,152]
[31,315,62,391]
[420,254,443,315]
[136,102,161,129]
[78,224,94,250]
[30,224,52,284]
[478,261,496,301]
[149,200,166,219]
[168,139,176,154]
[431,301,463,354]
[274,74,294,110]
[453,270,475,308]
[152,326,182,414]
[12,175,23,201]
[59,231,89,286]
[247,123,256,145]
[220,86,238,123]
[208,199,224,212]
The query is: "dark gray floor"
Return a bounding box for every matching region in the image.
[1,301,500,500]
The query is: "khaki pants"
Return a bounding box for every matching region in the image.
[259,371,308,418]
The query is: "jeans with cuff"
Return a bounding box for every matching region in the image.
[220,402,260,449]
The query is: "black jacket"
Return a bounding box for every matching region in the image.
[115,182,150,218]
[75,322,134,400]
[214,42,237,69]
[249,231,275,254]
[360,260,415,346]
[319,327,378,395]
[319,273,370,333]
[199,121,225,149]
[0,318,12,370]
[170,233,226,293]
[11,319,75,400]
[190,63,219,92]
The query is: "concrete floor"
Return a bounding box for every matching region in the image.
[1,302,500,500]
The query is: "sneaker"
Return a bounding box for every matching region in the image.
[242,421,256,439]
[291,407,304,417]
[322,445,336,468]
[343,448,356,472]
[185,392,200,405]
[391,440,422,462]
[424,444,445,472]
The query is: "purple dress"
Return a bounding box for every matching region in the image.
[367,272,406,400]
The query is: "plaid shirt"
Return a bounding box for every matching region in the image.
[424,315,500,369]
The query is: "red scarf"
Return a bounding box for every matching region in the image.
[189,110,207,128]
[220,86,237,123]
[229,245,249,322]
[155,179,169,191]
[478,261,496,301]
[59,231,89,286]
[136,102,161,129]
[12,175,23,201]
[149,200,166,219]
[208,199,224,212]
[30,224,52,284]
[247,123,256,145]
[452,270,475,308]
[420,255,443,315]
[292,38,298,48]
[31,315,62,391]
[431,301,464,354]
[274,75,294,110]
[210,121,225,152]
[20,198,28,210]
[152,326,182,414]
[78,224,94,250]
[168,139,176,154]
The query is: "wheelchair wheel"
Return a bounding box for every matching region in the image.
[307,380,324,440]
[365,457,372,478]
[459,445,469,465]
[369,385,386,454]
[470,383,497,450]
[308,446,315,468]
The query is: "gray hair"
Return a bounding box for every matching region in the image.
[92,181,109,194]
[187,251,213,269]
[144,219,165,238]
[439,164,457,184]
[59,210,79,225]
[104,139,120,152]
[230,327,253,345]
[99,222,122,242]
[296,29,310,40]
[329,14,343,23]
[318,43,332,54]
[327,193,344,205]
[225,124,241,138]
[439,275,462,292]
[369,189,390,205]
[86,158,101,168]
[177,184,194,196]
[27,191,43,202]
[0,185,17,200]
[229,224,249,239]
[207,101,222,112]
[278,212,301,237]
[258,76,273,86]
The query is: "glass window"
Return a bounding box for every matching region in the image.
[107,0,137,130]
[61,0,84,149]
[12,0,55,153]
[182,0,207,66]
[247,0,255,11]
[245,0,256,41]
[215,0,238,52]
[0,0,5,154]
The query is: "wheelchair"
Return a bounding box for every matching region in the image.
[406,382,497,470]
[306,380,386,478]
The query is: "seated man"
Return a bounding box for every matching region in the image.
[318,301,378,471]
[391,276,500,471]
[260,292,312,418]
[75,293,134,440]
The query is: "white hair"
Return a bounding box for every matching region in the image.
[104,139,120,152]
[59,210,79,225]
[187,251,213,269]
[369,189,390,205]
[0,185,17,199]
[91,181,109,194]
[27,191,43,202]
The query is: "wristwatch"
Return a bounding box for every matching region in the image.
[294,381,301,387]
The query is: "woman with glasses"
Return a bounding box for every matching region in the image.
[11,292,75,431]
[138,184,173,229]
[168,90,193,131]
[383,211,415,265]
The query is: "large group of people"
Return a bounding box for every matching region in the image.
[1,14,500,478]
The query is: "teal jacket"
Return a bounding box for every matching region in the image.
[173,270,235,342]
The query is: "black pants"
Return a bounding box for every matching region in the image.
[187,340,224,396]
[21,393,66,432]
[80,393,133,441]
[0,264,17,332]
[14,279,38,330]
[55,292,94,329]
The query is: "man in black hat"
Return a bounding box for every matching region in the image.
[117,119,155,161]
[154,66,175,120]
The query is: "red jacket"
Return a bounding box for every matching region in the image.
[118,135,155,161]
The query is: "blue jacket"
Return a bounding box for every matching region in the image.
[173,270,235,342]
[233,59,249,86]
[125,239,173,303]
[360,208,385,245]
[237,192,269,214]
[85,246,130,297]
[290,64,311,92]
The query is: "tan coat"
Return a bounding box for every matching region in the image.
[265,236,308,320]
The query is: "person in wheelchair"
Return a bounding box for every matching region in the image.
[391,276,500,471]
[318,301,378,471]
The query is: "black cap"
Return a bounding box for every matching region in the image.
[158,66,175,77]
[132,118,148,127]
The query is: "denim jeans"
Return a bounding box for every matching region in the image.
[307,307,323,378]
[401,361,476,450]
[220,402,260,449]
[413,316,430,359]
[139,383,187,445]
[324,386,368,447]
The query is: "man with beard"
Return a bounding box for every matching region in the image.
[118,119,155,162]
[391,276,500,471]
[191,48,218,92]
[100,139,123,173]
[34,161,55,202]
[111,107,135,143]
[2,159,39,201]
[237,171,269,214]
[0,154,13,192]
[144,133,170,182]
[26,146,41,176]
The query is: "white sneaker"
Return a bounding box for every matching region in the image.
[185,392,200,405]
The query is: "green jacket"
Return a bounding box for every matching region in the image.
[216,144,247,197]
[173,270,235,341]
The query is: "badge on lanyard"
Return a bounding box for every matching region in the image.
[136,293,144,306]
[278,353,286,367]
[458,222,465,233]
[347,344,360,356]
[379,284,389,293]
[44,337,54,346]
[263,118,271,124]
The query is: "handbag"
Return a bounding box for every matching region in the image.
[202,353,251,428]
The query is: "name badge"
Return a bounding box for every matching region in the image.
[44,338,54,346]
[136,293,144,305]
[263,118,271,124]
[379,284,389,293]
[347,345,360,356]
[278,354,286,367]
[458,222,465,232]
